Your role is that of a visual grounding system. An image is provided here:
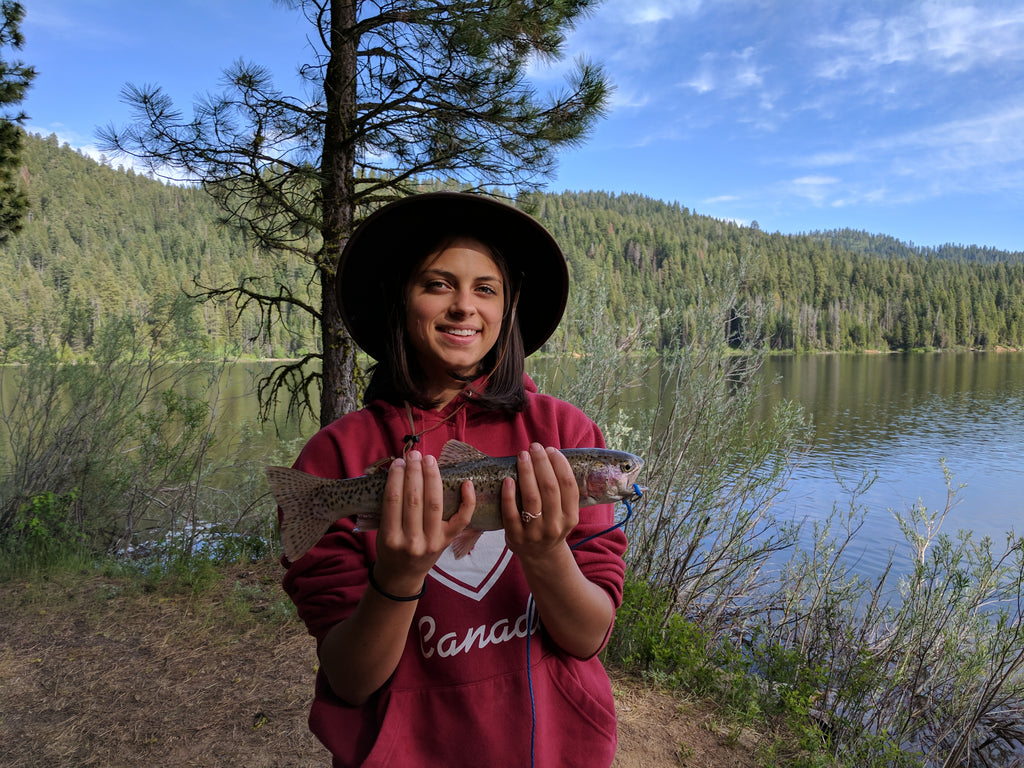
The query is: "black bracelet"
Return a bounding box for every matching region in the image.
[367,562,426,602]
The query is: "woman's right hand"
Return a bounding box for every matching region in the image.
[371,450,475,597]
[319,450,474,705]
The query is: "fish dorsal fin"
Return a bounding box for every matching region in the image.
[439,439,490,467]
[363,456,391,476]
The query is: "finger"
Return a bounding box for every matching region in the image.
[500,475,521,533]
[527,444,566,532]
[545,447,579,500]
[402,450,424,536]
[516,447,542,516]
[544,444,572,477]
[529,443,560,500]
[447,479,476,534]
[381,458,406,548]
[421,453,444,533]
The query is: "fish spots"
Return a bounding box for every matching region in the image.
[268,441,645,562]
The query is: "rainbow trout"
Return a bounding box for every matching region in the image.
[267,439,644,562]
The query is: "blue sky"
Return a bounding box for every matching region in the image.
[17,0,1024,251]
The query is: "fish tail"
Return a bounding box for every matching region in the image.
[266,466,341,562]
[266,465,322,513]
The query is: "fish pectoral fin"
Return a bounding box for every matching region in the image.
[355,513,380,532]
[439,439,490,467]
[449,528,485,559]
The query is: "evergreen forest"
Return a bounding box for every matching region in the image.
[3,131,1023,360]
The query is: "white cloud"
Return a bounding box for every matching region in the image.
[683,47,770,98]
[607,87,651,110]
[735,66,763,89]
[784,100,1024,209]
[620,0,704,25]
[792,175,839,186]
[920,2,1024,71]
[812,3,1024,78]
[630,5,674,24]
[866,103,1024,165]
[782,175,840,206]
[685,68,715,94]
[803,150,863,168]
[733,47,765,88]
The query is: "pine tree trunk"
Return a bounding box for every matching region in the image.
[319,0,360,427]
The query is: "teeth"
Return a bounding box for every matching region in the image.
[445,328,477,336]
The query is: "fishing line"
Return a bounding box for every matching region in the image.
[525,484,643,768]
[526,592,538,764]
[569,485,642,553]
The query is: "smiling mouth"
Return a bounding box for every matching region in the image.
[442,328,479,337]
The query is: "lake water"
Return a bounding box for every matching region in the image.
[5,352,1019,578]
[231,353,1023,579]
[759,352,1024,577]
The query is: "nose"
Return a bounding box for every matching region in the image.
[448,288,477,317]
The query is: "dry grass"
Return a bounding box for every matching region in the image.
[0,560,761,768]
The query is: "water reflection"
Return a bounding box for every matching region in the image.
[761,352,1024,577]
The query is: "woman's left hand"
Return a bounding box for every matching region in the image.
[500,443,615,658]
[501,443,580,559]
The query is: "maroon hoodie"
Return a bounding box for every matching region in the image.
[282,376,627,767]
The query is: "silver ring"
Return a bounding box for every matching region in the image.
[520,510,542,524]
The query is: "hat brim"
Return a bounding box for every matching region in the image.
[337,192,568,362]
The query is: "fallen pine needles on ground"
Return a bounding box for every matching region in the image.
[0,559,761,768]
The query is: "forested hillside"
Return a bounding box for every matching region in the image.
[528,191,1024,351]
[812,228,1024,265]
[0,133,316,359]
[2,132,1022,359]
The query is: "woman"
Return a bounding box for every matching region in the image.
[282,192,627,767]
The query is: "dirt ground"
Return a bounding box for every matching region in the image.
[0,561,761,768]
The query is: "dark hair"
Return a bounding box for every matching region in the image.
[362,232,528,413]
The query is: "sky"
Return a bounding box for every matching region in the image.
[15,0,1024,252]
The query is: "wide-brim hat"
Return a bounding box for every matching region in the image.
[337,192,569,361]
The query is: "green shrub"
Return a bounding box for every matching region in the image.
[0,488,91,575]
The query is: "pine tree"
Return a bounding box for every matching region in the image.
[100,0,610,426]
[0,1,35,241]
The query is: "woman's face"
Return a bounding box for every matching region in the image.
[405,236,505,398]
